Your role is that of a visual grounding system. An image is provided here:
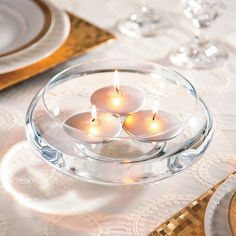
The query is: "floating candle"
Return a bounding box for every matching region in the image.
[123,103,182,141]
[64,105,122,143]
[90,70,145,115]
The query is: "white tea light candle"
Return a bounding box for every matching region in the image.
[90,70,145,115]
[65,105,122,143]
[123,103,181,141]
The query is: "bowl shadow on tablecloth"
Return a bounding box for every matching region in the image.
[0,140,145,216]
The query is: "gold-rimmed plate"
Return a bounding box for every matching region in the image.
[0,0,70,74]
[0,0,53,57]
[229,191,236,235]
[204,173,236,236]
[0,13,114,90]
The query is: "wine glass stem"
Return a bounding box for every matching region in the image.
[194,27,208,46]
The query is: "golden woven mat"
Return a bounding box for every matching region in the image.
[149,173,236,236]
[0,13,114,90]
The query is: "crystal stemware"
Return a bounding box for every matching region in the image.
[170,0,227,69]
[117,0,168,37]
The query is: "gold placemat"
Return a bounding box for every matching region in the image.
[229,192,236,236]
[0,13,114,90]
[148,173,236,236]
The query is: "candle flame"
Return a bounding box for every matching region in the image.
[151,122,158,130]
[91,105,97,122]
[152,102,159,120]
[90,127,98,135]
[113,70,120,95]
[112,97,121,106]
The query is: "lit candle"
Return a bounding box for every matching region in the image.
[90,70,145,115]
[64,105,122,143]
[123,102,182,141]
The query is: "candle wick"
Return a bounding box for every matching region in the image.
[91,118,96,123]
[152,113,157,121]
[115,87,120,95]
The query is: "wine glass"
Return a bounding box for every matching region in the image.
[170,0,227,69]
[117,0,168,37]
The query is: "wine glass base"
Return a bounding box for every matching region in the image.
[118,12,168,37]
[170,41,228,69]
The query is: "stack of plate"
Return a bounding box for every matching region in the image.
[205,173,236,236]
[0,0,70,74]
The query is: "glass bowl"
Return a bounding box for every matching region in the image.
[25,59,214,185]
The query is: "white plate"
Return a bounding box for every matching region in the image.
[0,0,53,57]
[0,0,70,74]
[205,174,236,236]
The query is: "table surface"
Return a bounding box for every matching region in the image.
[0,0,236,235]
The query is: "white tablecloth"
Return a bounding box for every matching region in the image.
[0,0,236,235]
